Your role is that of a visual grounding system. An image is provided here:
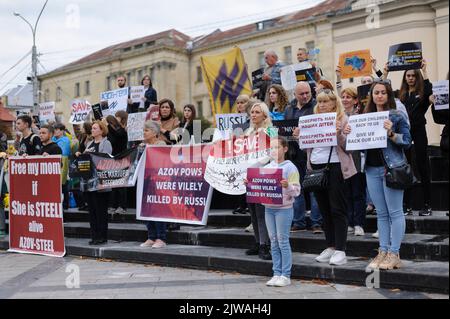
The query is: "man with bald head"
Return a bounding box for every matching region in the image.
[284,81,323,233]
[257,50,285,101]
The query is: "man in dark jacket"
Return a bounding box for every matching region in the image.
[284,82,323,233]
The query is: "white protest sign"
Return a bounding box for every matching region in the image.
[215,113,248,139]
[69,99,92,124]
[100,87,129,116]
[299,113,337,149]
[281,62,313,92]
[433,80,449,111]
[127,112,147,141]
[130,86,145,109]
[346,112,389,151]
[39,102,56,123]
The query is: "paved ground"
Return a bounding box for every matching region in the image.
[0,251,448,299]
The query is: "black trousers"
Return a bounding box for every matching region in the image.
[248,203,269,246]
[110,188,128,210]
[86,191,110,241]
[404,125,431,208]
[312,163,348,251]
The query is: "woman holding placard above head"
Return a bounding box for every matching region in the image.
[244,102,273,260]
[304,89,356,266]
[140,120,168,249]
[344,80,412,270]
[386,60,433,216]
[340,87,367,236]
[158,99,180,145]
[75,121,113,246]
[266,84,288,121]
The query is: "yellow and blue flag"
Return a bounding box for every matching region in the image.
[201,47,252,116]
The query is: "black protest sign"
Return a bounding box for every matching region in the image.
[272,119,299,141]
[91,103,103,120]
[388,42,422,72]
[357,83,372,108]
[252,68,264,90]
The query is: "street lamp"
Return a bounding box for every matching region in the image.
[14,0,49,114]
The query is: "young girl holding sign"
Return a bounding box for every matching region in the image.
[263,136,300,287]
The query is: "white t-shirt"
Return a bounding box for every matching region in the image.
[311,147,339,164]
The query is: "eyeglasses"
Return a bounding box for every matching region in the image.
[373,78,392,86]
[317,89,334,95]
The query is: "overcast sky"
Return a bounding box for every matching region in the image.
[0,0,323,94]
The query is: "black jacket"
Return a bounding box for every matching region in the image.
[400,79,433,128]
[39,142,62,155]
[107,126,128,156]
[144,87,158,109]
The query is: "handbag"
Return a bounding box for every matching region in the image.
[385,163,416,190]
[302,147,333,192]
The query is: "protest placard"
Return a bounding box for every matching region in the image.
[136,144,213,225]
[127,112,147,142]
[433,80,449,111]
[39,102,56,123]
[246,168,283,205]
[339,50,372,79]
[346,112,389,151]
[205,130,272,195]
[215,113,248,139]
[357,84,372,108]
[252,68,264,90]
[299,113,337,149]
[130,86,145,109]
[69,99,92,124]
[145,104,161,121]
[100,87,129,116]
[8,156,65,257]
[281,62,313,92]
[272,119,299,141]
[388,42,422,72]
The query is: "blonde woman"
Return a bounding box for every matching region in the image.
[306,90,356,265]
[244,102,273,260]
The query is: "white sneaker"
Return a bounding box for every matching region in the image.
[140,239,155,247]
[354,226,365,236]
[315,248,336,263]
[329,250,347,266]
[372,230,379,238]
[108,207,115,214]
[266,276,280,286]
[347,226,354,233]
[245,224,253,233]
[274,276,291,287]
[115,207,126,214]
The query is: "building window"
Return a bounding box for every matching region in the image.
[127,72,132,85]
[75,83,80,97]
[137,70,143,84]
[197,101,203,118]
[257,22,264,31]
[85,81,90,96]
[284,46,292,65]
[306,41,315,55]
[258,52,265,68]
[106,76,112,90]
[196,66,203,83]
[56,87,62,102]
[44,89,50,102]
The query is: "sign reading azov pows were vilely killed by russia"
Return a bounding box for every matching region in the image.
[299,113,337,149]
[8,156,65,258]
[246,168,283,205]
[137,145,213,226]
[346,112,389,151]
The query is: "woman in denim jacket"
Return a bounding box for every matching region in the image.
[345,80,412,271]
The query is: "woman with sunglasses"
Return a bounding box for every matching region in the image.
[306,89,356,266]
[344,81,411,270]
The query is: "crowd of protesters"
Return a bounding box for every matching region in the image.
[0,45,448,288]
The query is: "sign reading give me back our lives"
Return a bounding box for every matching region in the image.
[345,112,389,151]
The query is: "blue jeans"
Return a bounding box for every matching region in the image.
[265,207,294,278]
[365,166,406,254]
[145,221,167,241]
[293,192,322,228]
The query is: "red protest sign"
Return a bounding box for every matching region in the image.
[246,168,283,205]
[8,156,66,257]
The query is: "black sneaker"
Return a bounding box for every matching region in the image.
[258,244,272,260]
[366,205,376,215]
[404,208,413,216]
[245,245,259,256]
[290,225,307,232]
[232,207,243,215]
[419,206,432,216]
